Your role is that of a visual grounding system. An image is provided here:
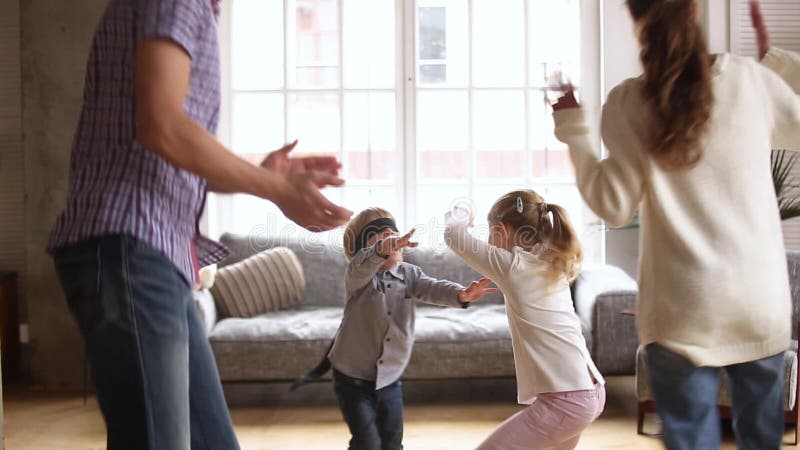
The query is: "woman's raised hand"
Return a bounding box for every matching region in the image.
[750,0,771,60]
[551,89,580,112]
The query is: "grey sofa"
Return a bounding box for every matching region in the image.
[193,233,639,384]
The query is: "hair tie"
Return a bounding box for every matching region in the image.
[516,197,524,214]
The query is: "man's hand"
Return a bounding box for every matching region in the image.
[458,278,499,303]
[260,139,341,181]
[750,0,771,60]
[378,229,418,257]
[273,171,353,231]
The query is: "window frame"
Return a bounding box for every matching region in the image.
[208,0,602,261]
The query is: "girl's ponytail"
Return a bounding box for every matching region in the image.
[540,203,583,282]
[489,190,583,282]
[627,0,714,170]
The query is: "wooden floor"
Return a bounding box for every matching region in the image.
[3,376,793,449]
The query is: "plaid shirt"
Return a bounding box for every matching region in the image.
[48,0,227,284]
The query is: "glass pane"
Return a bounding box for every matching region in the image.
[416,91,469,180]
[538,185,585,240]
[471,184,522,226]
[414,185,469,234]
[232,0,284,90]
[529,0,581,87]
[474,91,525,179]
[544,101,573,179]
[232,93,285,155]
[343,0,395,88]
[417,1,468,87]
[343,187,399,223]
[344,93,396,180]
[289,0,339,88]
[529,91,548,177]
[288,93,340,155]
[231,194,287,236]
[473,0,525,87]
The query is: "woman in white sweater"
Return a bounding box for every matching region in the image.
[552,1,800,448]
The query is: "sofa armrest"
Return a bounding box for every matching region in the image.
[192,289,218,336]
[592,291,638,375]
[572,264,637,333]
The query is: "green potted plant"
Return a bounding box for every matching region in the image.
[772,149,800,221]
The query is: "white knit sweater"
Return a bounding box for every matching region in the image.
[554,48,800,366]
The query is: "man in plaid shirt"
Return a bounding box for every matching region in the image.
[48,1,352,448]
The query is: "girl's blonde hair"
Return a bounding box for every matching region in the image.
[488,190,583,281]
[343,207,395,260]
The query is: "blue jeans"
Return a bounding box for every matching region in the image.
[53,235,240,450]
[645,343,785,450]
[333,369,404,450]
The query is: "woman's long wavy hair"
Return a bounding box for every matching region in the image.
[488,190,583,282]
[627,0,714,170]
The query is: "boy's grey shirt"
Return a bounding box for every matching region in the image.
[328,243,466,389]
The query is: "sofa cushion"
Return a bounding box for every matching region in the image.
[636,342,798,411]
[209,304,514,381]
[192,289,217,335]
[572,264,637,337]
[220,233,348,308]
[404,246,505,305]
[212,247,305,318]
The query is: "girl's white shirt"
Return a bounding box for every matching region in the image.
[444,213,604,405]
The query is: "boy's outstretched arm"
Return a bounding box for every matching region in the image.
[345,245,388,295]
[407,267,497,308]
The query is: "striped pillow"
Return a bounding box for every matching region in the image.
[211,247,306,318]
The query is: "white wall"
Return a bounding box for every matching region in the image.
[600,0,641,278]
[600,0,731,278]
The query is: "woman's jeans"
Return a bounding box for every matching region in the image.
[333,368,404,450]
[53,235,240,450]
[645,342,785,450]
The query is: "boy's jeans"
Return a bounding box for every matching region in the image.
[333,368,404,450]
[645,342,785,450]
[53,235,240,450]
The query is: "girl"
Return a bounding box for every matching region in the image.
[444,190,605,450]
[552,1,800,448]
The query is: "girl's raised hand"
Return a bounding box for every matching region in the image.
[378,229,419,256]
[458,278,499,303]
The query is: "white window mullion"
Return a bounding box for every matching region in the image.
[211,0,236,239]
[523,0,532,189]
[467,0,475,202]
[338,0,346,207]
[283,0,290,144]
[404,0,418,228]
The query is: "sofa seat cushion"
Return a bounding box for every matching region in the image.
[209,304,514,381]
[414,304,511,342]
[636,342,798,411]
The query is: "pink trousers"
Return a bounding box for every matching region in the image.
[476,384,606,450]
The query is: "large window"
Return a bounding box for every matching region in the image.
[211,0,595,256]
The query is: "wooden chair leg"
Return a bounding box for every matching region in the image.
[637,411,645,435]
